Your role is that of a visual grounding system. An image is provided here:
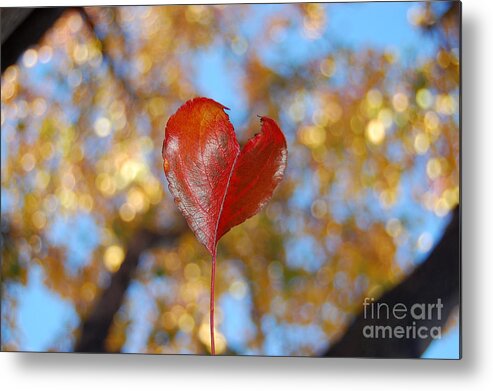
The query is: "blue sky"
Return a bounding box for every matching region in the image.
[1,2,459,358]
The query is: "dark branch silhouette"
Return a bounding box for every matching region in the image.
[324,206,460,358]
[74,227,183,352]
[1,7,66,73]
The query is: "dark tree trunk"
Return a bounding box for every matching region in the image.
[324,206,460,358]
[1,7,66,73]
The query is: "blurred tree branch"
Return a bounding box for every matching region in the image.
[324,206,460,358]
[74,226,184,352]
[78,7,142,103]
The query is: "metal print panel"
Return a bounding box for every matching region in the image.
[0,1,461,358]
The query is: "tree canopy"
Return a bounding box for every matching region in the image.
[1,3,460,356]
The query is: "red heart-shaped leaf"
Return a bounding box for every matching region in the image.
[162,97,287,355]
[162,97,287,255]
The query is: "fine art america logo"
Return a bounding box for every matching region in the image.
[362,297,443,340]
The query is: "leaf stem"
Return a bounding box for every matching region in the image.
[210,249,216,355]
